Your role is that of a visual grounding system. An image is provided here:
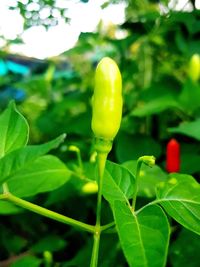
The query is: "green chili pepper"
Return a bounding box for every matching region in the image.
[91,57,122,142]
[188,54,200,82]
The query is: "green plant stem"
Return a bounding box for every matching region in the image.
[90,231,101,267]
[68,146,83,173]
[0,193,95,233]
[101,221,115,232]
[2,182,9,193]
[132,158,143,211]
[96,152,107,227]
[90,151,108,267]
[0,194,6,200]
[100,222,116,233]
[76,150,83,171]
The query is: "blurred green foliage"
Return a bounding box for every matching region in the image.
[0,0,200,266]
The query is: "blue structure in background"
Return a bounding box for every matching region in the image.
[0,55,44,108]
[0,87,26,107]
[0,60,7,76]
[0,59,30,76]
[0,59,29,108]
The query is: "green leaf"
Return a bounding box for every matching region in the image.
[7,155,72,197]
[0,101,29,158]
[45,162,96,206]
[123,160,167,198]
[180,153,200,174]
[82,162,97,181]
[168,119,200,141]
[169,228,200,267]
[132,95,178,117]
[0,201,23,214]
[1,231,27,254]
[116,133,161,162]
[102,161,135,205]
[113,201,170,267]
[156,173,200,235]
[180,141,200,175]
[179,80,200,112]
[63,236,124,267]
[175,30,188,53]
[62,241,92,267]
[66,112,91,136]
[11,255,41,267]
[44,182,76,206]
[31,235,67,253]
[0,134,66,185]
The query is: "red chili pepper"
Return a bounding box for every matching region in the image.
[166,138,180,173]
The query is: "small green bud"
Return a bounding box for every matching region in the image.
[43,251,53,267]
[90,151,97,163]
[140,155,156,168]
[68,145,80,153]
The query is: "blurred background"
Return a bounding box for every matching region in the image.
[1,0,200,166]
[0,0,200,266]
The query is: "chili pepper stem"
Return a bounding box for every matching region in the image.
[90,149,109,267]
[132,158,143,211]
[96,152,107,226]
[132,156,155,211]
[68,145,83,173]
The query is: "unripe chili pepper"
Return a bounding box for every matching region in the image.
[188,54,200,82]
[91,57,123,142]
[166,138,180,173]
